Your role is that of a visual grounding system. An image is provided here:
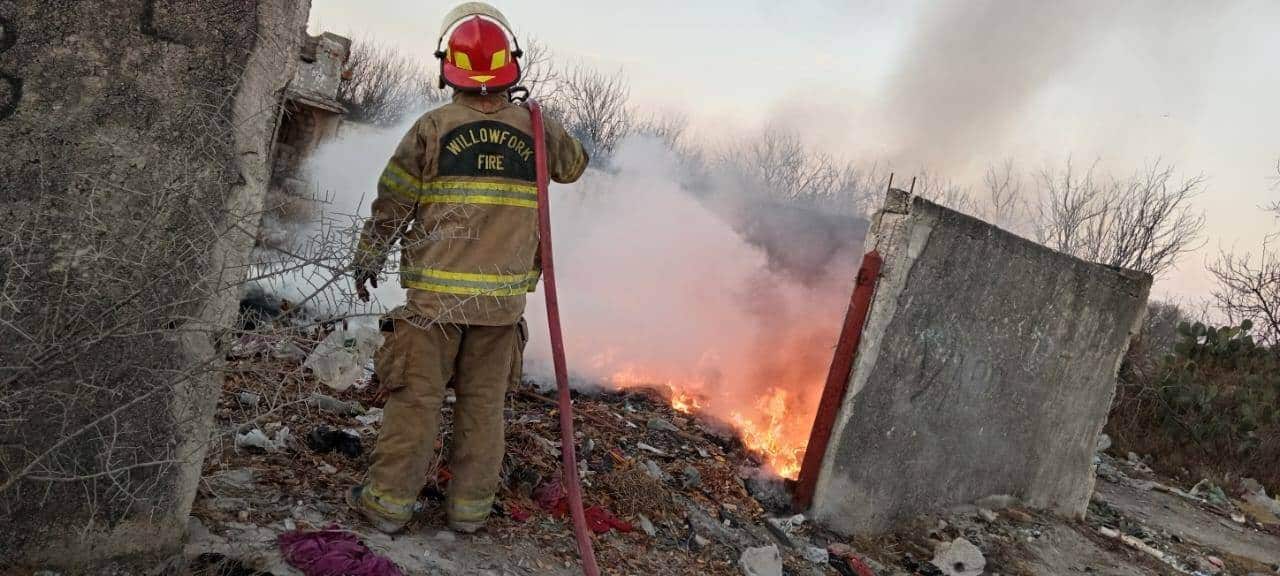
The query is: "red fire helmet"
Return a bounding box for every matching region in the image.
[435,3,522,94]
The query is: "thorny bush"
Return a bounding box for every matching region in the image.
[1108,315,1280,489]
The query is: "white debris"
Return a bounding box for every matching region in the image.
[235,429,276,452]
[354,410,382,428]
[930,537,986,576]
[738,544,783,576]
[237,391,261,407]
[272,426,292,450]
[1097,526,1190,574]
[801,546,829,564]
[355,408,384,427]
[303,326,382,391]
[637,514,657,537]
[637,442,666,455]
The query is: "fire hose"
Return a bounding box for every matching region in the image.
[528,99,602,576]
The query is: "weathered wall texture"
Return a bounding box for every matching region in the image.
[810,190,1152,535]
[0,0,309,567]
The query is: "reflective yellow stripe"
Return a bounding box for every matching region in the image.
[447,496,495,522]
[425,179,536,194]
[386,163,423,188]
[401,267,539,297]
[379,162,424,202]
[407,268,539,283]
[383,177,538,207]
[361,484,415,520]
[403,280,532,296]
[420,194,536,208]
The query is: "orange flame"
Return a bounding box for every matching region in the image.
[606,366,815,480]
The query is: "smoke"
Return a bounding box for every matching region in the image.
[522,138,862,475]
[280,119,864,474]
[879,0,1224,174]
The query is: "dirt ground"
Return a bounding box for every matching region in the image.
[178,331,1280,576]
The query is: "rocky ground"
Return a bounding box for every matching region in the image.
[171,326,1280,576]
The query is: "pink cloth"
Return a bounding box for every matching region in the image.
[278,526,403,576]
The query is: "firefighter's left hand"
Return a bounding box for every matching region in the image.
[355,272,378,302]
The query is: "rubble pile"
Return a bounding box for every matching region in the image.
[188,321,1280,576]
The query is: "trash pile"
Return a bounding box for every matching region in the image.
[192,320,1280,575]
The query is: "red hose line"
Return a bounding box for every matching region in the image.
[528,99,602,576]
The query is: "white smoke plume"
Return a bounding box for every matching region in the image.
[282,119,864,475]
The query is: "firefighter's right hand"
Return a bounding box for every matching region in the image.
[354,272,378,302]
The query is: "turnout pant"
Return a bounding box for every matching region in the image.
[364,317,525,525]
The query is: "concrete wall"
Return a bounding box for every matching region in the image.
[0,0,309,568]
[810,190,1151,534]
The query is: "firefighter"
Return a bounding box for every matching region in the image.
[347,2,588,534]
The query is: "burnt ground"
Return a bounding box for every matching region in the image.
[166,329,1280,576]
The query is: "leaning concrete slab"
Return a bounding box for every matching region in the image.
[809,190,1152,535]
[0,0,310,567]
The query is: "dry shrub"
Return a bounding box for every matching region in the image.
[595,466,675,518]
[1107,317,1280,489]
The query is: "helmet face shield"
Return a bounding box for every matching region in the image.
[436,3,522,93]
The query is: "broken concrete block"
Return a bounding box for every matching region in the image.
[738,544,783,576]
[930,537,985,576]
[0,0,312,566]
[810,192,1151,534]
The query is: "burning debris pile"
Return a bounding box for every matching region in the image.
[184,313,1280,576]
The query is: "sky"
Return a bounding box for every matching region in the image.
[309,0,1279,301]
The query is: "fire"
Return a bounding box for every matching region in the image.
[670,390,701,414]
[606,366,815,480]
[730,389,806,479]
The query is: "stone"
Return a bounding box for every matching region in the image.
[931,538,985,576]
[1096,433,1112,453]
[642,459,665,481]
[743,467,793,514]
[307,393,365,416]
[682,465,702,490]
[1190,479,1231,508]
[637,514,657,537]
[802,546,829,564]
[648,417,679,433]
[809,193,1151,535]
[738,545,783,576]
[977,508,998,523]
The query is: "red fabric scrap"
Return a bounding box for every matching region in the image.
[507,503,532,522]
[531,480,632,534]
[827,545,877,576]
[534,479,568,515]
[583,506,633,534]
[278,525,403,576]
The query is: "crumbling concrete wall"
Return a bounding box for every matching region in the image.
[810,190,1152,534]
[0,0,310,567]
